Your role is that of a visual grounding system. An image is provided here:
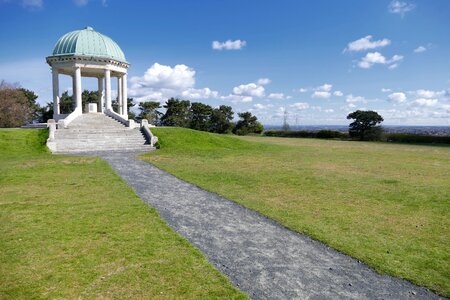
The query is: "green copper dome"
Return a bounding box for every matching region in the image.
[51,27,127,63]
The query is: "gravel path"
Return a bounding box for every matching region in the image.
[97,152,441,299]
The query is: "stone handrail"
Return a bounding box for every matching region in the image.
[46,119,57,152]
[60,109,82,128]
[140,119,158,147]
[105,109,136,128]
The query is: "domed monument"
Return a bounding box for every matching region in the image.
[46,27,157,154]
[46,26,129,124]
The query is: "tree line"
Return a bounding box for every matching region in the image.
[138,98,264,135]
[0,83,264,135]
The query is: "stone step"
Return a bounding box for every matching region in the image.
[50,113,154,154]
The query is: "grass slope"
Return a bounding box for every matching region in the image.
[142,127,450,296]
[0,129,246,299]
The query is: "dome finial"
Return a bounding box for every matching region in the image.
[85,26,94,30]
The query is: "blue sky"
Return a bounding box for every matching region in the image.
[0,0,449,125]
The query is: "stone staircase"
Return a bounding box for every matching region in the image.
[51,113,154,154]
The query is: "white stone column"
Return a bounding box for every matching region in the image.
[74,66,82,112]
[105,69,111,110]
[98,77,104,113]
[122,73,128,119]
[52,68,60,117]
[117,76,122,114]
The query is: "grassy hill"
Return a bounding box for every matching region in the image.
[0,129,246,299]
[142,127,450,296]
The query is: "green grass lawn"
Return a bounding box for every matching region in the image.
[0,129,246,299]
[142,127,450,296]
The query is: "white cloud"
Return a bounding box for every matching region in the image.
[268,93,285,100]
[290,102,310,110]
[358,52,386,68]
[388,92,406,103]
[414,46,427,53]
[129,62,218,102]
[381,88,392,92]
[324,109,334,113]
[346,94,366,103]
[317,83,332,92]
[221,94,253,103]
[253,103,273,110]
[131,63,195,90]
[298,88,308,93]
[311,83,333,98]
[257,78,271,85]
[388,63,399,70]
[357,52,403,69]
[415,89,442,98]
[344,35,391,52]
[413,98,438,107]
[333,90,343,97]
[212,39,246,50]
[312,91,331,99]
[233,83,265,97]
[388,0,415,16]
[181,87,218,99]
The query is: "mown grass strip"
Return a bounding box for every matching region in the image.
[0,129,246,299]
[141,127,450,296]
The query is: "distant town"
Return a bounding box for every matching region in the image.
[265,125,450,136]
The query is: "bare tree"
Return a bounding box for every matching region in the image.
[0,81,32,127]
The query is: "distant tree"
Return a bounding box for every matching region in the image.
[59,91,74,114]
[210,105,234,134]
[160,98,191,127]
[139,101,162,125]
[82,90,98,110]
[18,88,40,121]
[347,110,384,141]
[126,98,137,120]
[38,102,54,123]
[233,111,264,135]
[0,81,33,127]
[190,102,213,131]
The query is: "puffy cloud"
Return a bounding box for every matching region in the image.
[298,88,308,93]
[414,46,427,53]
[388,92,406,103]
[381,88,392,92]
[212,39,246,50]
[317,83,332,92]
[414,89,443,98]
[257,78,271,85]
[131,63,195,90]
[388,63,399,70]
[253,103,273,110]
[413,98,438,107]
[388,0,415,16]
[129,62,218,102]
[346,94,366,103]
[268,93,285,100]
[333,90,343,97]
[181,87,218,99]
[290,102,310,110]
[311,83,333,99]
[312,91,331,99]
[324,109,334,113]
[220,94,253,103]
[233,83,265,97]
[358,52,386,68]
[357,52,403,69]
[344,35,391,52]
